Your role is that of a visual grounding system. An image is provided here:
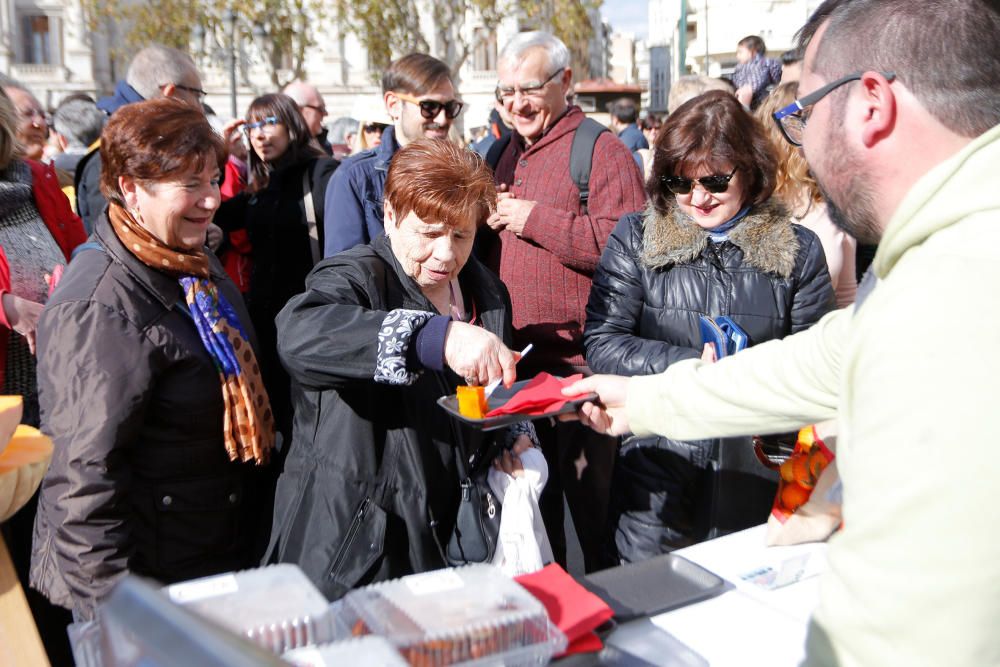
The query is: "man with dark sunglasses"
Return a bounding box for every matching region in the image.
[323,53,459,256]
[563,1,1000,665]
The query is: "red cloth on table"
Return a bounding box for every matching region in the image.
[516,563,614,657]
[484,373,584,418]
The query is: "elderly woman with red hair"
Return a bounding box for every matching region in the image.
[267,139,534,599]
[31,98,274,621]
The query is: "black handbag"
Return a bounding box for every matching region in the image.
[445,438,502,565]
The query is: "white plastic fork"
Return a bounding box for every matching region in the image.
[484,343,534,398]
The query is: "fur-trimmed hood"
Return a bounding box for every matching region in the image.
[641,199,798,278]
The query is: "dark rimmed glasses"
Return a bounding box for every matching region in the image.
[394,92,464,120]
[301,103,327,116]
[662,167,738,195]
[495,68,565,103]
[161,82,207,101]
[772,71,896,147]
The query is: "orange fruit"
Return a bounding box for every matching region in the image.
[780,482,811,511]
[779,459,796,483]
[791,455,815,489]
[807,449,828,481]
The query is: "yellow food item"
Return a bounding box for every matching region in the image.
[457,385,488,419]
[0,425,54,522]
[0,395,23,456]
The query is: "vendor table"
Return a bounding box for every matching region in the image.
[567,525,828,666]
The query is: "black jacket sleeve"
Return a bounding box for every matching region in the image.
[789,225,837,332]
[276,253,404,391]
[35,300,155,619]
[584,214,701,377]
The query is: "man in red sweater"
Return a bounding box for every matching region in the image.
[485,31,646,572]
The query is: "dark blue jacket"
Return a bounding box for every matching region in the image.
[617,123,648,153]
[322,126,400,257]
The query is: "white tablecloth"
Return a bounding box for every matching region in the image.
[649,525,827,666]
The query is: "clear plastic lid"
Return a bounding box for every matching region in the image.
[163,564,336,653]
[338,565,566,666]
[283,637,409,666]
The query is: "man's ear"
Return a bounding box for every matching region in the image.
[560,67,573,96]
[858,71,896,148]
[384,91,401,121]
[160,83,177,99]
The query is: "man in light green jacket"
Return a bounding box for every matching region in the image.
[565,1,1000,665]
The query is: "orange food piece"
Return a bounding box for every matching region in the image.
[779,459,796,483]
[457,385,488,419]
[797,425,816,451]
[807,449,828,480]
[791,455,815,489]
[780,482,811,512]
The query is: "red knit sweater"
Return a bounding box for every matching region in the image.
[491,107,646,371]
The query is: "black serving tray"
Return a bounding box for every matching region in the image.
[580,553,728,621]
[437,378,597,432]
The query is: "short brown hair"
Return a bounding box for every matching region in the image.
[100,98,226,208]
[382,53,452,96]
[383,139,496,229]
[648,90,778,215]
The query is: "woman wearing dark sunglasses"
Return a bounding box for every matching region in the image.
[584,90,835,563]
[215,93,338,443]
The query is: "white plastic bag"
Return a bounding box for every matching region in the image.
[487,448,554,577]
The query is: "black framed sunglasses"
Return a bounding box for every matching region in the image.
[363,122,388,134]
[772,71,896,147]
[661,167,738,195]
[395,92,464,120]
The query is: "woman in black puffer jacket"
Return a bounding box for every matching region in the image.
[585,90,835,563]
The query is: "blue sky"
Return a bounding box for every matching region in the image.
[601,0,649,39]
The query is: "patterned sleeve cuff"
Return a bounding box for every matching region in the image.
[504,420,540,449]
[374,308,436,386]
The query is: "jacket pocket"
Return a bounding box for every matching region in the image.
[327,496,386,593]
[151,476,243,575]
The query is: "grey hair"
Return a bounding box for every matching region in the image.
[328,116,359,144]
[0,88,20,169]
[53,99,106,148]
[499,31,571,73]
[0,74,32,97]
[126,45,199,100]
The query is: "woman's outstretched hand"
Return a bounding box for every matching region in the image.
[443,321,518,388]
[559,374,632,436]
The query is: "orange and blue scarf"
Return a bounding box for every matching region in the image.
[109,204,274,464]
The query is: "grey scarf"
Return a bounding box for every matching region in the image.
[0,161,33,220]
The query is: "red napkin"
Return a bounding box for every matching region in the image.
[485,373,585,418]
[515,563,614,657]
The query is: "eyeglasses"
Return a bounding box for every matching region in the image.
[495,68,565,103]
[301,103,327,116]
[161,83,207,101]
[772,71,896,147]
[394,92,464,120]
[662,167,738,195]
[363,123,387,134]
[242,116,282,134]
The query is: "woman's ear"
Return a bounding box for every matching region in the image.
[118,175,139,210]
[383,199,395,235]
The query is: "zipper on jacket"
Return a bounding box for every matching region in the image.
[328,496,371,578]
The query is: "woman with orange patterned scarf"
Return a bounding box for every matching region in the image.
[29,98,274,622]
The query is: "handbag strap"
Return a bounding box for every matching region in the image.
[302,169,320,265]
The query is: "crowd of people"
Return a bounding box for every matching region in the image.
[0,0,998,665]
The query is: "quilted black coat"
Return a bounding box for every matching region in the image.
[584,201,835,558]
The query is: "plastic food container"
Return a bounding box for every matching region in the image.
[163,564,336,653]
[283,636,409,666]
[337,565,567,666]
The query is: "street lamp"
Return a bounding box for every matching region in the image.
[223,9,237,119]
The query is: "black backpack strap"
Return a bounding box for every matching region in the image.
[484,133,512,171]
[569,117,609,214]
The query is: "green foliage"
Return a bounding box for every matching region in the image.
[79,0,326,88]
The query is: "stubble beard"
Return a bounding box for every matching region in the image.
[815,127,883,246]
